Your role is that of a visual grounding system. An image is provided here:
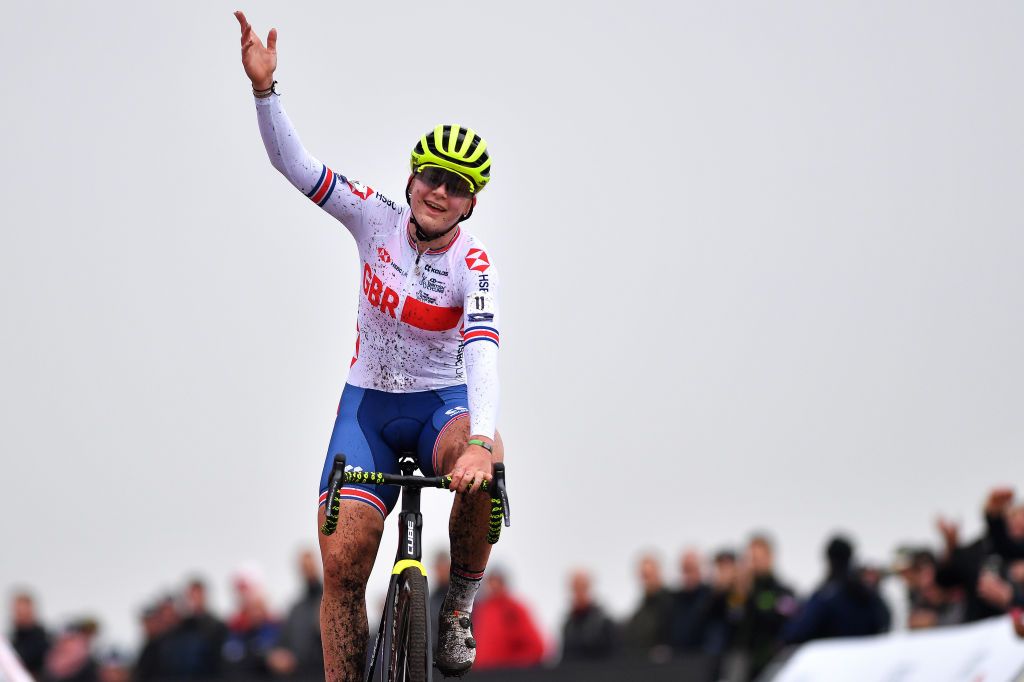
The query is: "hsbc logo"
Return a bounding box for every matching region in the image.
[375,192,398,211]
[465,248,490,272]
[377,247,392,264]
[347,179,374,200]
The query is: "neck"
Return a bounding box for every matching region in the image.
[408,216,459,253]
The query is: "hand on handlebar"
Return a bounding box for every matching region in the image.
[447,445,492,494]
[234,10,277,90]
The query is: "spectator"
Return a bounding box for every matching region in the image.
[8,590,49,677]
[669,548,711,653]
[621,553,673,660]
[735,534,797,679]
[223,565,281,677]
[782,535,891,644]
[935,492,1019,622]
[473,569,545,670]
[427,550,451,650]
[899,549,962,629]
[984,487,1024,561]
[975,556,1024,615]
[560,569,617,662]
[267,550,324,678]
[693,549,744,657]
[134,596,178,681]
[161,578,227,678]
[44,618,100,682]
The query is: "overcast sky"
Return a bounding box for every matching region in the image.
[2,0,1023,652]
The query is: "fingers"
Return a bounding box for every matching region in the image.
[267,27,278,52]
[238,16,253,48]
[448,469,464,492]
[447,469,492,493]
[235,10,252,45]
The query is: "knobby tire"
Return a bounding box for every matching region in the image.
[389,567,429,682]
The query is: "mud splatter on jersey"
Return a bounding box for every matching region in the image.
[255,95,499,437]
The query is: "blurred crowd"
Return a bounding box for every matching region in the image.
[6,487,1024,681]
[560,486,1024,680]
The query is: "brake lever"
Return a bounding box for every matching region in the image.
[493,462,511,527]
[320,453,347,536]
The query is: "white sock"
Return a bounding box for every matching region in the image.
[442,570,482,614]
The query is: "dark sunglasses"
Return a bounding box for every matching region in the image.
[416,166,474,199]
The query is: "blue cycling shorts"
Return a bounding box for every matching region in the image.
[317,383,470,519]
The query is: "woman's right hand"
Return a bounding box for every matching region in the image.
[234,11,277,91]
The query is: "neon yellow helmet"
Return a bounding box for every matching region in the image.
[410,124,491,193]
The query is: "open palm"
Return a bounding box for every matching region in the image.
[234,11,277,90]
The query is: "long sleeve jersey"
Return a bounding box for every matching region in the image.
[254,95,500,438]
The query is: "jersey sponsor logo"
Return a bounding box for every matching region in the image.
[346,179,374,200]
[454,339,465,379]
[362,262,462,331]
[374,192,398,211]
[445,406,469,417]
[415,291,438,304]
[377,247,392,264]
[422,277,446,294]
[477,273,490,292]
[362,263,401,318]
[390,261,407,276]
[465,248,490,272]
[423,263,449,277]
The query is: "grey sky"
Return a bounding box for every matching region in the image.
[2,0,1022,651]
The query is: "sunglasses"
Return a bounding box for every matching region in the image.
[415,166,475,199]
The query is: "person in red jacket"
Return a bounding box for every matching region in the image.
[471,569,546,669]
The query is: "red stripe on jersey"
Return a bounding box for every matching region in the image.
[464,329,499,343]
[310,168,334,204]
[400,298,463,332]
[341,489,387,517]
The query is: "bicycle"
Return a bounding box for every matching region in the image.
[319,452,511,682]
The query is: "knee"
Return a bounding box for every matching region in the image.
[321,535,376,593]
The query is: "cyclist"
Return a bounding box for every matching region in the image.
[234,11,505,680]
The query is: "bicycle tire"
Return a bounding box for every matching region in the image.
[389,567,429,682]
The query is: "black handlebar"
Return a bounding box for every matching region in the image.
[319,453,511,543]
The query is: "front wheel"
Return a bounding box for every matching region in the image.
[389,567,429,682]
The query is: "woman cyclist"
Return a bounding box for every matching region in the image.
[235,11,505,680]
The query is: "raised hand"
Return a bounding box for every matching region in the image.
[234,11,277,90]
[985,487,1015,517]
[936,516,960,552]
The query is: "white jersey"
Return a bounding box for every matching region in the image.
[255,94,500,438]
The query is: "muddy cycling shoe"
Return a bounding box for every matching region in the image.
[435,609,476,677]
